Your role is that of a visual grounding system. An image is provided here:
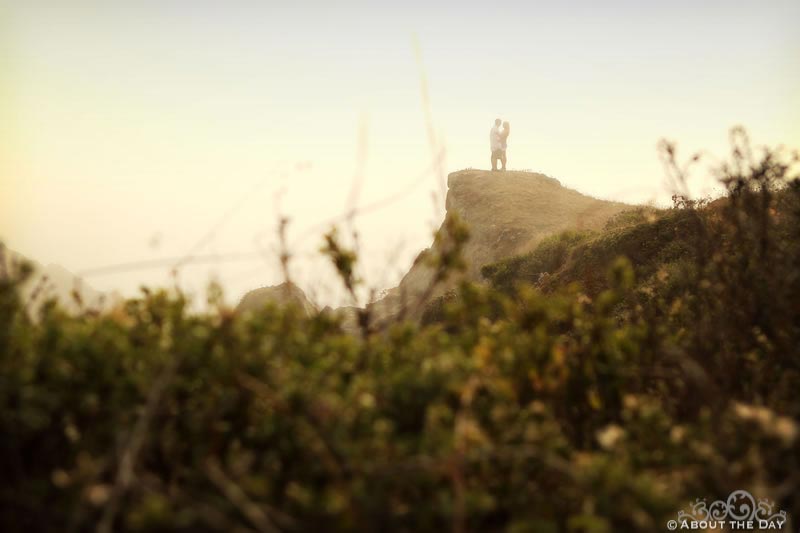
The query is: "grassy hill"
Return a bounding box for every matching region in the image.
[368,170,632,323]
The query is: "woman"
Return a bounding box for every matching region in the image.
[499,121,510,171]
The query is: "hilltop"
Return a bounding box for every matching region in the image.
[235,169,635,325]
[366,169,632,322]
[236,281,317,316]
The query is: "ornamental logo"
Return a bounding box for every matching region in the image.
[666,489,788,530]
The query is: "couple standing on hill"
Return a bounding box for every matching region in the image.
[490,118,511,171]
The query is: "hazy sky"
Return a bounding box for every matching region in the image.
[2,1,799,307]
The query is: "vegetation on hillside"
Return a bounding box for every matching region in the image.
[1,131,798,532]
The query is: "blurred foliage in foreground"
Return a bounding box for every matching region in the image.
[1,131,799,532]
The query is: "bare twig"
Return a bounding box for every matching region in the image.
[204,457,283,533]
[96,359,178,533]
[413,35,447,214]
[172,169,292,271]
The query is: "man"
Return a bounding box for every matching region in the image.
[490,118,503,171]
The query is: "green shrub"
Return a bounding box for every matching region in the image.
[481,230,593,293]
[1,135,798,532]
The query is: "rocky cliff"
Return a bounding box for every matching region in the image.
[367,169,632,321]
[236,281,317,316]
[235,169,634,327]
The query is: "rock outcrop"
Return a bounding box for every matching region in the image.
[236,281,317,316]
[234,169,635,327]
[367,169,632,322]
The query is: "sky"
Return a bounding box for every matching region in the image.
[2,0,799,308]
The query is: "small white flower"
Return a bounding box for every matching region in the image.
[596,424,625,449]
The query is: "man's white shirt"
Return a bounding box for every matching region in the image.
[490,126,502,151]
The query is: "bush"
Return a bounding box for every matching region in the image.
[1,134,798,532]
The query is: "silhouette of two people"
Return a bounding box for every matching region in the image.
[490,118,510,171]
